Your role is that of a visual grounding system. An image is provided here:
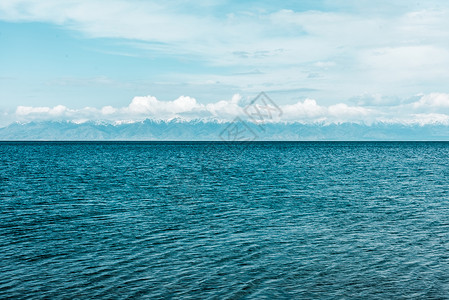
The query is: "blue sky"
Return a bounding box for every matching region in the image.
[1,0,449,126]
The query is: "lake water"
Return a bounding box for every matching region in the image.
[1,142,449,299]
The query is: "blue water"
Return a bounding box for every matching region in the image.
[1,142,449,299]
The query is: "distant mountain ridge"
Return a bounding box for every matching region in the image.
[1,119,449,141]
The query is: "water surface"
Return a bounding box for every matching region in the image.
[1,142,449,298]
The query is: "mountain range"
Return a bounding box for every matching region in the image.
[1,119,449,141]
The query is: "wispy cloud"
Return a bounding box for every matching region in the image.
[2,1,449,81]
[2,0,449,116]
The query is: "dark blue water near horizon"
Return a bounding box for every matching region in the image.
[1,141,449,299]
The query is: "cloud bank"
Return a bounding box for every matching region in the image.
[9,93,449,126]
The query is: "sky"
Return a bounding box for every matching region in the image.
[1,0,449,127]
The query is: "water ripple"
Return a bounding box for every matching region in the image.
[1,142,449,299]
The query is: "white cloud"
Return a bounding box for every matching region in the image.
[9,93,449,126]
[127,95,201,115]
[101,106,117,115]
[328,103,371,119]
[16,105,68,116]
[206,94,242,118]
[412,93,449,108]
[281,99,374,123]
[282,99,325,120]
